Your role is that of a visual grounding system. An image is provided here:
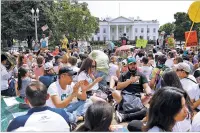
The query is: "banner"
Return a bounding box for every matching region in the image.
[136,39,148,48]
[41,24,49,31]
[185,31,198,47]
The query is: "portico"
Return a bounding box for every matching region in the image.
[91,16,159,41]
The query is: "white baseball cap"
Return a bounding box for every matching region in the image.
[44,62,53,70]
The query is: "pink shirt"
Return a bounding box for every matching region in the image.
[33,65,44,79]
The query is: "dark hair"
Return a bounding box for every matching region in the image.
[148,53,154,59]
[142,57,149,64]
[168,51,174,58]
[76,101,113,132]
[18,54,25,68]
[144,87,187,132]
[161,71,183,89]
[161,71,193,116]
[68,56,77,66]
[174,56,183,63]
[79,57,96,74]
[157,55,167,65]
[26,81,48,107]
[18,67,28,90]
[1,54,8,62]
[79,54,88,61]
[37,56,44,67]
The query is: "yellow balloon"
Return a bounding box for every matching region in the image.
[188,1,200,23]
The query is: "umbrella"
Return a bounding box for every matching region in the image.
[115,45,135,52]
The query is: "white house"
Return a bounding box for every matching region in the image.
[91,16,159,41]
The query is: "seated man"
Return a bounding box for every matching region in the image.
[7,81,70,132]
[46,66,92,123]
[111,57,152,123]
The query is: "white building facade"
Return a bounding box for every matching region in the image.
[91,16,159,41]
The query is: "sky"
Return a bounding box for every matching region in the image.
[80,1,194,26]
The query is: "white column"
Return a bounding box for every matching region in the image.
[132,25,134,40]
[124,25,126,34]
[108,25,110,40]
[116,25,118,40]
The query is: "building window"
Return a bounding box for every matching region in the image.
[135,28,138,33]
[119,28,122,33]
[103,28,106,33]
[140,36,143,39]
[98,37,100,41]
[126,28,129,33]
[135,36,138,40]
[153,36,156,41]
[153,28,156,33]
[103,36,106,41]
[147,36,150,40]
[147,28,150,33]
[112,36,115,40]
[141,28,144,33]
[112,28,114,33]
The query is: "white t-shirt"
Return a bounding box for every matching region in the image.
[173,118,191,132]
[46,81,76,108]
[148,126,163,132]
[78,71,98,91]
[40,37,49,47]
[140,65,152,81]
[1,63,12,91]
[165,58,174,68]
[180,78,199,100]
[191,112,200,131]
[106,63,119,82]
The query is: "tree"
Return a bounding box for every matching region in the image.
[1,1,57,48]
[1,1,98,49]
[173,12,200,45]
[55,1,98,41]
[159,22,175,35]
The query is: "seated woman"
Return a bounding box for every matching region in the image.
[144,87,188,132]
[76,101,113,132]
[15,67,33,99]
[77,57,105,102]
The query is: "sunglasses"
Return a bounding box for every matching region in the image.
[91,65,96,68]
[176,69,184,72]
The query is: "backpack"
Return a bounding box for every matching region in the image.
[7,77,16,96]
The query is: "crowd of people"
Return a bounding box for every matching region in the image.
[1,34,200,132]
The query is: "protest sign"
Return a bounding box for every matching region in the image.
[136,39,148,48]
[185,31,198,47]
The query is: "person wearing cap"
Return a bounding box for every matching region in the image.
[39,62,57,88]
[46,66,92,123]
[111,57,152,123]
[175,62,200,111]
